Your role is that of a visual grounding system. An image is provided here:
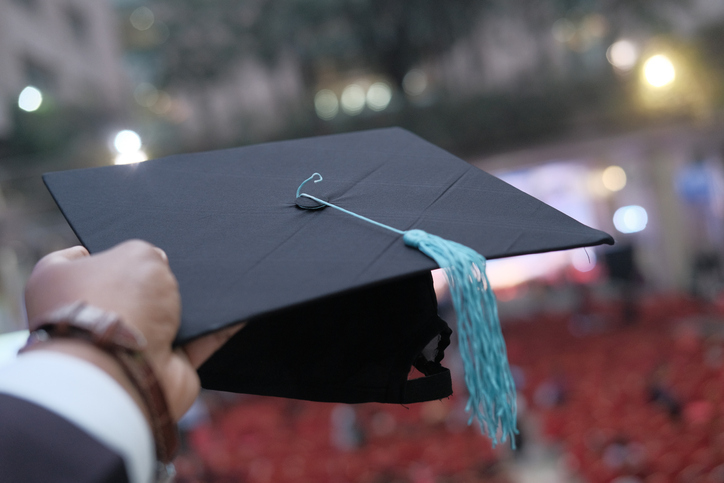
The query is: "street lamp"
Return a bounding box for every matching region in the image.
[113,130,148,165]
[18,86,43,112]
[643,55,676,88]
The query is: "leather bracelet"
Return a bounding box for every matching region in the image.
[21,301,179,463]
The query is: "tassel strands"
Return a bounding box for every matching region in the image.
[403,230,517,446]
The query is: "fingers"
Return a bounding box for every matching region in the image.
[154,247,168,264]
[110,239,166,260]
[35,246,90,268]
[167,349,202,421]
[36,241,167,269]
[183,322,246,369]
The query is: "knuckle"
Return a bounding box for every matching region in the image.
[32,253,56,272]
[120,239,156,255]
[117,240,168,265]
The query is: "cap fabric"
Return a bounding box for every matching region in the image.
[43,127,613,406]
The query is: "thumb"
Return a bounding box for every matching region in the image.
[183,322,246,369]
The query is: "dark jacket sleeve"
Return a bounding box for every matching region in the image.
[0,393,130,483]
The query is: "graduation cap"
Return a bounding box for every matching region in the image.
[43,127,613,445]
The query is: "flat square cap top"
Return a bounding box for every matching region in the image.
[44,127,613,343]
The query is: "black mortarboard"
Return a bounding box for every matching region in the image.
[43,127,613,443]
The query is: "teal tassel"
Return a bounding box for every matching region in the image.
[404,229,517,446]
[296,174,517,446]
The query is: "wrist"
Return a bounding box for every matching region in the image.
[22,339,152,425]
[22,301,179,463]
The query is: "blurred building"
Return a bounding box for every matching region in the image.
[178,55,305,146]
[117,2,305,151]
[476,124,724,300]
[0,0,126,138]
[0,0,128,333]
[432,0,724,100]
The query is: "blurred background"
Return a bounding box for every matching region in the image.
[2,0,724,481]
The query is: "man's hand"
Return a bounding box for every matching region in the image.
[25,240,242,421]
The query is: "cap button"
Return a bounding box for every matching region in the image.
[295,195,327,210]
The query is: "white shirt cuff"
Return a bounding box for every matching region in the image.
[0,350,155,483]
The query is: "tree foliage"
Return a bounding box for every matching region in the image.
[148,0,688,90]
[151,0,486,88]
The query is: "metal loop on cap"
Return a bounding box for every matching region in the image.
[295,172,327,210]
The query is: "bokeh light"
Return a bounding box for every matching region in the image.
[130,7,155,31]
[602,165,627,192]
[586,170,608,199]
[643,55,676,88]
[18,86,43,112]
[571,249,597,272]
[314,89,339,120]
[366,82,392,111]
[150,91,173,115]
[134,83,159,108]
[552,18,575,43]
[487,252,572,289]
[340,84,365,115]
[402,70,428,97]
[114,150,149,165]
[582,14,608,38]
[606,40,638,71]
[613,205,648,233]
[113,130,142,154]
